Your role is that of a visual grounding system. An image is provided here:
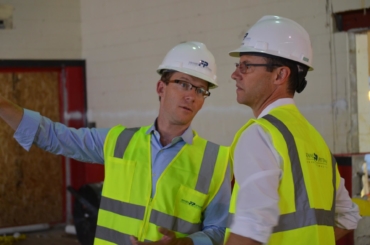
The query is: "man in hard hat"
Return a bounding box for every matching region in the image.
[224,16,361,245]
[0,41,230,245]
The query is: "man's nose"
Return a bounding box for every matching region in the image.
[231,68,241,80]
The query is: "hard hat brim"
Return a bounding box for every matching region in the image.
[229,47,314,71]
[157,66,218,89]
[229,46,273,57]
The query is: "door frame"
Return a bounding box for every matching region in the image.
[0,59,87,223]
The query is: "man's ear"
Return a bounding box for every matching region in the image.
[275,67,290,85]
[157,80,166,97]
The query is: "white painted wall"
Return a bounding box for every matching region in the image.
[356,33,370,152]
[0,0,81,59]
[2,0,369,152]
[81,0,370,152]
[333,0,370,12]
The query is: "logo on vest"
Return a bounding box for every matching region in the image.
[306,153,328,168]
[181,199,202,210]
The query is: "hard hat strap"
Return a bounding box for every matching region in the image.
[296,65,308,93]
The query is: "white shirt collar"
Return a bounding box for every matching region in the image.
[257,98,295,119]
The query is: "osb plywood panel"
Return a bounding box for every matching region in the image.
[0,72,63,227]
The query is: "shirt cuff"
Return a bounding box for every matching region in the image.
[188,231,214,245]
[13,109,41,151]
[230,218,272,244]
[335,202,362,229]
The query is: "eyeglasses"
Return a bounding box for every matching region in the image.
[167,80,210,98]
[235,62,281,74]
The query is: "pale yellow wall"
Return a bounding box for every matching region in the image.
[357,33,370,152]
[333,0,370,12]
[2,0,370,151]
[81,0,370,150]
[0,0,81,59]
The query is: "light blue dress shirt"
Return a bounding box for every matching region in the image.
[14,109,230,245]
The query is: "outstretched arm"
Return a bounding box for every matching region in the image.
[0,94,108,163]
[14,109,108,163]
[0,95,24,130]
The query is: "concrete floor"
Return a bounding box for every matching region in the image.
[12,225,80,245]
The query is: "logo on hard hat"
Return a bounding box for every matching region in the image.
[199,60,208,68]
[189,60,212,72]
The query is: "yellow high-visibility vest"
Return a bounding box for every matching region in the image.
[94,125,229,245]
[225,104,340,245]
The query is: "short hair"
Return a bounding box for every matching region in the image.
[240,52,309,94]
[160,70,177,84]
[158,70,176,101]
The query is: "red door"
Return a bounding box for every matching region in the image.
[0,60,104,225]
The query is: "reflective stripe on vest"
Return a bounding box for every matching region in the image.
[114,127,140,158]
[100,196,145,219]
[95,226,131,245]
[263,115,336,232]
[99,127,220,236]
[149,210,201,234]
[196,141,219,194]
[114,128,219,194]
[226,213,234,227]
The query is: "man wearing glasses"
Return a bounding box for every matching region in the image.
[224,16,360,245]
[0,41,230,245]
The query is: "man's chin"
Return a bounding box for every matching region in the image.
[174,117,193,126]
[236,97,244,104]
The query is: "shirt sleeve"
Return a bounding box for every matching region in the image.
[188,163,232,245]
[230,124,282,243]
[335,177,361,229]
[14,109,108,164]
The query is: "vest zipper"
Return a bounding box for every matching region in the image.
[138,197,153,241]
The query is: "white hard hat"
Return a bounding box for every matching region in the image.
[157,41,218,88]
[229,15,314,70]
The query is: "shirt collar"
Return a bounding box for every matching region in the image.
[146,120,194,145]
[258,98,295,119]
